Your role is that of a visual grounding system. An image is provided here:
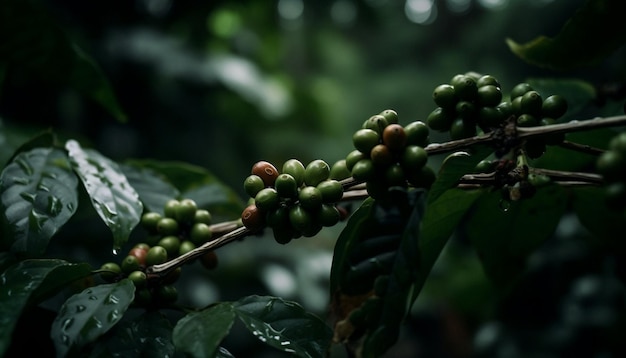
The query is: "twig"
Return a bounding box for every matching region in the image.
[558,140,605,155]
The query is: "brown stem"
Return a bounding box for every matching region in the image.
[558,140,605,155]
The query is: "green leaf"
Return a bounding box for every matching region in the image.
[119,163,180,216]
[172,302,236,358]
[65,140,143,251]
[0,259,92,357]
[412,188,485,302]
[0,0,127,121]
[125,159,246,218]
[506,0,626,70]
[329,197,375,296]
[571,186,626,248]
[89,311,175,358]
[427,146,492,205]
[234,295,333,358]
[51,279,135,358]
[0,147,78,256]
[465,185,567,290]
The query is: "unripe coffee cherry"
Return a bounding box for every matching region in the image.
[450,118,477,140]
[432,84,457,109]
[404,121,430,147]
[379,109,399,124]
[244,174,266,198]
[282,159,306,187]
[329,159,351,180]
[476,74,501,88]
[299,186,323,211]
[275,173,299,199]
[451,75,478,100]
[345,150,366,171]
[402,146,428,172]
[121,255,141,274]
[353,129,381,154]
[521,90,543,116]
[175,198,198,224]
[155,285,178,304]
[163,199,180,219]
[385,164,406,187]
[476,85,502,107]
[289,205,313,232]
[426,107,454,132]
[318,204,340,227]
[510,82,533,100]
[255,187,280,212]
[141,212,162,234]
[128,270,147,288]
[178,240,196,256]
[304,159,331,186]
[362,115,389,135]
[267,206,290,229]
[382,124,407,152]
[317,179,344,203]
[241,204,265,230]
[190,223,212,245]
[251,160,279,187]
[100,262,122,282]
[156,217,179,236]
[351,158,375,181]
[145,245,168,266]
[158,236,180,258]
[194,209,212,225]
[542,94,568,118]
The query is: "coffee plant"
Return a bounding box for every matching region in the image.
[2,1,626,357]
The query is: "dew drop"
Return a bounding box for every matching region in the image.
[48,196,63,216]
[62,318,74,330]
[89,295,98,300]
[76,305,86,313]
[499,199,511,212]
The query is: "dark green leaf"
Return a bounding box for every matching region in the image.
[234,295,333,358]
[329,197,375,296]
[119,163,180,215]
[51,279,135,358]
[124,159,246,218]
[465,185,567,290]
[427,145,492,205]
[2,130,58,167]
[0,0,126,121]
[172,302,236,358]
[506,0,626,70]
[0,147,78,256]
[411,188,485,304]
[0,259,91,357]
[89,311,175,358]
[66,140,143,251]
[571,186,626,248]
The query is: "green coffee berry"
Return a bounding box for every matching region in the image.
[304,159,331,186]
[362,114,389,135]
[476,85,502,107]
[432,84,457,109]
[520,90,543,116]
[121,255,141,274]
[175,198,198,224]
[476,74,501,88]
[100,262,122,282]
[190,222,212,245]
[158,236,180,258]
[163,199,180,219]
[317,179,343,203]
[266,206,290,228]
[455,101,476,120]
[155,285,178,304]
[385,164,406,187]
[426,107,455,132]
[128,270,148,288]
[178,240,196,256]
[451,74,478,100]
[156,217,179,236]
[404,121,430,147]
[597,150,626,182]
[379,109,399,124]
[542,94,568,118]
[194,209,212,225]
[450,118,477,140]
[255,187,280,212]
[510,82,533,100]
[346,150,366,171]
[517,114,538,127]
[275,173,299,199]
[478,106,505,128]
[145,245,168,266]
[329,159,352,180]
[353,129,381,155]
[289,205,313,232]
[244,174,266,198]
[401,145,428,172]
[318,204,340,227]
[141,212,162,234]
[351,158,375,181]
[298,186,323,211]
[282,159,306,187]
[609,132,626,152]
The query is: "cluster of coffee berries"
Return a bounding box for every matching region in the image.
[241,159,345,244]
[427,73,569,158]
[596,132,626,214]
[98,198,218,306]
[346,109,435,199]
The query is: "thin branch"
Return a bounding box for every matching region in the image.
[557,140,605,155]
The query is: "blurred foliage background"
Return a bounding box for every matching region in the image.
[2,0,626,357]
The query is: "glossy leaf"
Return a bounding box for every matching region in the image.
[234,295,333,358]
[172,302,236,358]
[571,186,626,247]
[465,185,567,290]
[0,147,78,256]
[412,187,485,302]
[506,0,626,70]
[0,259,92,357]
[0,0,127,121]
[125,159,246,218]
[51,279,135,358]
[119,163,180,215]
[427,145,493,205]
[329,197,375,296]
[66,140,143,251]
[89,311,175,358]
